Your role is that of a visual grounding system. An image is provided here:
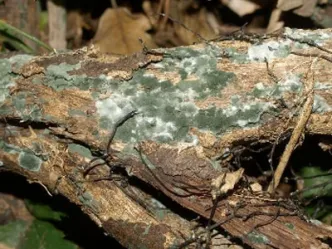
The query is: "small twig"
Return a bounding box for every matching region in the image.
[158,13,207,43]
[28,180,53,196]
[84,110,138,177]
[291,51,332,63]
[268,62,315,194]
[247,208,280,234]
[177,203,244,249]
[205,196,221,249]
[135,145,205,198]
[110,0,117,8]
[265,58,279,83]
[284,35,332,55]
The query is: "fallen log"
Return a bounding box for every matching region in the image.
[1,28,332,248]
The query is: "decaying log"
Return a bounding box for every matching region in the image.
[1,28,332,249]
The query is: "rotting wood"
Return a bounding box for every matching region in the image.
[1,28,332,248]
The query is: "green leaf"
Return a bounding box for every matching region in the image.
[0,220,29,248]
[25,200,67,222]
[0,20,52,52]
[18,220,78,249]
[299,166,332,199]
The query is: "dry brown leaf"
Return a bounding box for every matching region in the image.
[267,8,284,33]
[293,0,318,17]
[250,182,263,192]
[211,168,244,200]
[277,0,303,11]
[221,0,261,17]
[93,8,157,55]
[174,7,217,45]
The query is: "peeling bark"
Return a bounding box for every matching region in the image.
[1,28,332,248]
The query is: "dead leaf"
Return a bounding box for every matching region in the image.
[211,168,244,199]
[267,8,284,33]
[250,182,263,193]
[221,0,261,17]
[93,8,157,55]
[319,141,332,151]
[293,0,318,17]
[277,0,303,11]
[175,7,217,45]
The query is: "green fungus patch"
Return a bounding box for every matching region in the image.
[247,231,270,244]
[285,223,295,230]
[18,151,43,172]
[94,46,239,144]
[94,44,280,145]
[68,143,92,159]
[68,109,86,116]
[10,92,44,121]
[0,59,16,103]
[284,27,332,46]
[0,140,22,154]
[223,47,248,64]
[248,40,291,62]
[44,62,120,92]
[250,74,303,99]
[78,192,100,213]
[9,54,35,71]
[95,72,275,144]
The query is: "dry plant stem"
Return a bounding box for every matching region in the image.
[268,63,315,194]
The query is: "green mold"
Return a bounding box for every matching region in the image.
[68,143,92,159]
[142,224,151,235]
[0,140,21,154]
[247,231,270,244]
[44,62,113,92]
[284,27,332,45]
[285,223,294,230]
[313,94,332,113]
[154,209,166,220]
[12,93,26,110]
[248,40,291,62]
[46,62,81,80]
[138,150,156,170]
[224,47,248,64]
[68,109,86,116]
[9,93,44,121]
[93,43,283,145]
[78,191,100,213]
[9,54,35,71]
[0,59,16,103]
[18,151,43,172]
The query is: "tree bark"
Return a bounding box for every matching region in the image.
[1,28,332,249]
